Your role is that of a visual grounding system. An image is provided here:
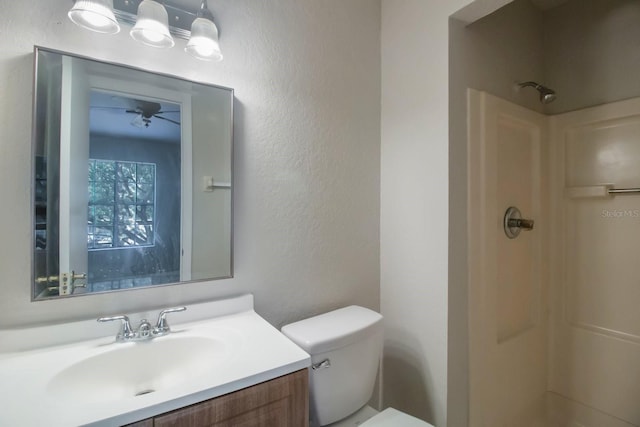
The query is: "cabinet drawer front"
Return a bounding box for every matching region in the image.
[153,369,309,427]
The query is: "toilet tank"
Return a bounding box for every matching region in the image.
[281,306,383,426]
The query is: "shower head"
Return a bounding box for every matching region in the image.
[517,81,557,104]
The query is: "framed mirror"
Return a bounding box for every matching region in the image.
[32,47,233,300]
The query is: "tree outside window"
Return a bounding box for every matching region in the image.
[88,159,156,250]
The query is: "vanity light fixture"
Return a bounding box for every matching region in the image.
[130,0,174,48]
[68,0,121,34]
[185,0,223,61]
[67,0,223,61]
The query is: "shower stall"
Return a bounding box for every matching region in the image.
[547,98,640,427]
[467,89,640,427]
[450,0,640,426]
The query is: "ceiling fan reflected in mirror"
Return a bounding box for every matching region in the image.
[91,96,181,129]
[126,99,181,128]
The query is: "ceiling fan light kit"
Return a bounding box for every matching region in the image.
[127,100,181,126]
[130,113,149,128]
[67,0,223,61]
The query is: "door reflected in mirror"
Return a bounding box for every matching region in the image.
[32,47,233,300]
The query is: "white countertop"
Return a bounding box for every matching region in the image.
[0,295,310,426]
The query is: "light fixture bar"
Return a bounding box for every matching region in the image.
[112,0,196,40]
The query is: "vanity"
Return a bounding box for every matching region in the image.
[13,43,312,426]
[126,369,308,426]
[0,294,310,426]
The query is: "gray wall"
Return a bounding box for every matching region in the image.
[543,0,640,114]
[0,0,380,328]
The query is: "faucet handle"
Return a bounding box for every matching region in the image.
[97,315,135,341]
[153,307,187,336]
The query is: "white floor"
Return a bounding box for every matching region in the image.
[328,406,432,427]
[327,393,638,427]
[360,408,432,427]
[329,406,380,427]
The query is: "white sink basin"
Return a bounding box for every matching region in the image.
[47,336,230,402]
[0,294,310,427]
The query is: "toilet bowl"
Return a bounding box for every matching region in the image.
[281,306,433,427]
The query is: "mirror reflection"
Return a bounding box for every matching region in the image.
[33,48,233,300]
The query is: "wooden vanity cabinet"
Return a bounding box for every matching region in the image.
[124,369,308,427]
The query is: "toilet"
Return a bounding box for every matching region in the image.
[282,306,433,427]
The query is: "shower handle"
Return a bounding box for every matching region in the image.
[507,217,534,230]
[504,207,534,239]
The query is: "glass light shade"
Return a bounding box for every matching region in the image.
[185,18,223,61]
[68,0,120,34]
[131,114,146,128]
[130,0,175,48]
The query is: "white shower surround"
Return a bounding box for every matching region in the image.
[447,0,640,426]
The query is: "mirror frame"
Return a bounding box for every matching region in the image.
[30,46,234,301]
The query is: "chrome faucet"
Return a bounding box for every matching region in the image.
[98,307,186,342]
[153,307,187,336]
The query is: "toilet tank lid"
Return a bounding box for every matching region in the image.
[281,306,383,354]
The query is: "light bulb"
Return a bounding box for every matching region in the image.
[68,0,120,34]
[185,17,223,61]
[130,0,174,48]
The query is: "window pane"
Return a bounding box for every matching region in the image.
[94,226,114,248]
[136,183,154,204]
[88,182,94,205]
[117,204,136,225]
[87,205,95,226]
[116,181,136,203]
[136,205,154,224]
[117,224,151,247]
[117,162,136,182]
[94,205,114,225]
[137,164,155,183]
[88,160,96,182]
[136,224,154,245]
[116,225,134,247]
[95,161,115,181]
[93,181,115,205]
[87,226,94,249]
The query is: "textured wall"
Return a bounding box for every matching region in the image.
[0,0,380,328]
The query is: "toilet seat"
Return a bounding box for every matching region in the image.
[360,408,433,427]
